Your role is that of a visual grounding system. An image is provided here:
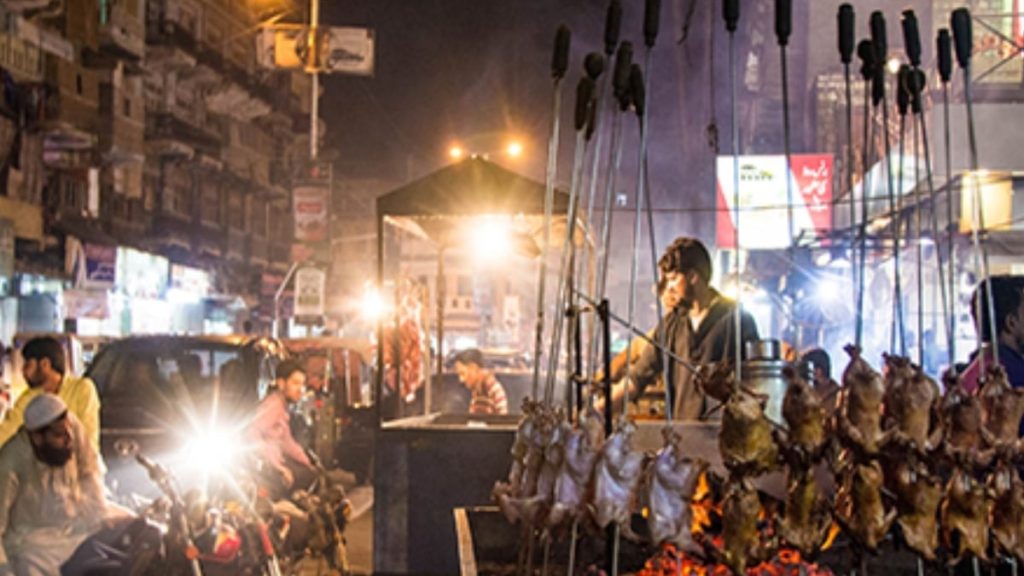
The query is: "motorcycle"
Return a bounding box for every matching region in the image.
[62,453,284,576]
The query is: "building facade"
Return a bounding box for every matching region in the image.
[0,0,314,340]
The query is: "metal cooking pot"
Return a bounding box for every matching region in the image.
[742,339,789,426]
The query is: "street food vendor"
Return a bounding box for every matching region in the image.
[454,349,509,415]
[962,275,1024,395]
[610,237,759,420]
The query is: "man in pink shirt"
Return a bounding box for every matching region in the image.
[247,360,316,496]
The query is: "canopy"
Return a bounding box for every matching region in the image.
[376,156,569,218]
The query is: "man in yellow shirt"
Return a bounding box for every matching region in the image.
[0,337,101,462]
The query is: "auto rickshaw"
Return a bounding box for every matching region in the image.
[283,337,374,485]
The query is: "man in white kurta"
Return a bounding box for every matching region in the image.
[0,394,106,575]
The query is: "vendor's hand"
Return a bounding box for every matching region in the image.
[279,466,294,488]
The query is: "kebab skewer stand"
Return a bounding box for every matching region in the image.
[372,158,575,575]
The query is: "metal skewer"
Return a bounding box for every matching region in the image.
[724,0,742,382]
[776,0,795,252]
[937,29,957,369]
[871,11,906,356]
[855,38,875,350]
[838,4,857,323]
[952,8,999,370]
[903,9,951,373]
[532,25,572,403]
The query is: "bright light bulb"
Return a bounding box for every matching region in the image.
[449,145,464,160]
[361,286,389,322]
[886,57,901,75]
[506,141,523,158]
[470,217,512,262]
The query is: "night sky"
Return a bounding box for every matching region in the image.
[319,0,736,244]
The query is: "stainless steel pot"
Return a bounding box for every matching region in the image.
[742,339,789,425]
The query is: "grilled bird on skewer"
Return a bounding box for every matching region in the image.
[890,456,942,561]
[590,418,645,539]
[720,387,778,476]
[881,355,942,454]
[941,374,994,469]
[838,346,889,458]
[779,466,832,558]
[941,466,991,564]
[645,427,709,554]
[519,412,566,525]
[834,461,896,553]
[494,403,557,523]
[776,367,828,468]
[719,478,771,576]
[989,461,1024,563]
[547,411,603,528]
[493,400,540,522]
[979,365,1024,457]
[696,360,736,405]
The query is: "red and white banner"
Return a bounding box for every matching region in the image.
[293,185,329,243]
[716,154,833,250]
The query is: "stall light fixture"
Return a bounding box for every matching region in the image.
[361,285,390,322]
[449,145,464,160]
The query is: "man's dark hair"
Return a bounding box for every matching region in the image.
[455,348,486,368]
[801,348,831,379]
[275,359,305,381]
[22,337,66,375]
[970,275,1024,343]
[658,237,712,282]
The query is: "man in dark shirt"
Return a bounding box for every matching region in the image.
[614,237,759,420]
[961,276,1024,412]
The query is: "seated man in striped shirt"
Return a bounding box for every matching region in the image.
[454,349,508,415]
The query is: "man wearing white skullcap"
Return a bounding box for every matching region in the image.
[0,394,106,575]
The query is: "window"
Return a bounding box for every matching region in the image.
[123,97,131,118]
[228,191,244,231]
[76,74,83,95]
[251,200,267,237]
[200,183,220,225]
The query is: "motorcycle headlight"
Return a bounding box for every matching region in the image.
[177,425,250,477]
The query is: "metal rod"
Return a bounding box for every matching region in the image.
[913,101,924,368]
[728,11,743,383]
[574,287,699,375]
[541,532,552,576]
[588,110,626,380]
[914,74,953,372]
[781,43,796,251]
[882,78,906,356]
[533,49,568,401]
[964,64,999,370]
[309,0,320,161]
[856,74,871,349]
[639,52,671,421]
[545,130,588,403]
[845,61,857,332]
[896,105,907,354]
[943,82,956,366]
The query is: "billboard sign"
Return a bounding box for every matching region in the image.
[716,154,833,250]
[258,25,375,75]
[294,267,326,318]
[293,185,329,242]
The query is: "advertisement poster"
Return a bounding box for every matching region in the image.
[294,267,326,318]
[293,185,329,242]
[716,155,834,250]
[67,237,117,290]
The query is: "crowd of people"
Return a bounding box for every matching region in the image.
[0,336,328,575]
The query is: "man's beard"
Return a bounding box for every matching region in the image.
[32,442,72,467]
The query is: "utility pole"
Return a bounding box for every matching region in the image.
[309,0,320,161]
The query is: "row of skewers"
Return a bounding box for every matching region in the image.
[493,348,1024,575]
